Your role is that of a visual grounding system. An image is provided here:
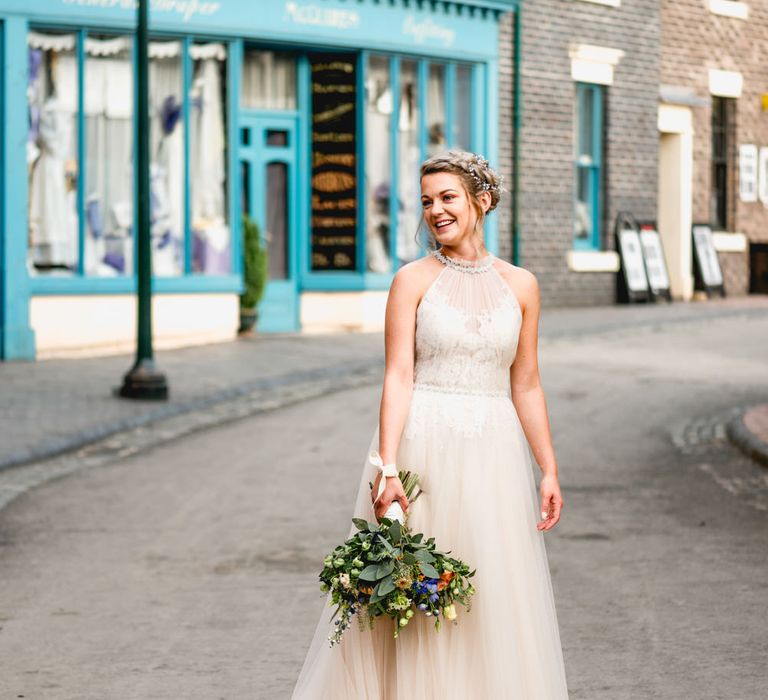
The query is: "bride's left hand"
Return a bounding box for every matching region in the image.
[537,474,563,531]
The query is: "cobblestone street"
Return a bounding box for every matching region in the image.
[0,303,766,699]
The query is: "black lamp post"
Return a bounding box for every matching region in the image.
[118,0,169,400]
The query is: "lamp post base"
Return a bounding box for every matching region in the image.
[117,358,169,400]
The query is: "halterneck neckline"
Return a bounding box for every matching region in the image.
[431,249,494,273]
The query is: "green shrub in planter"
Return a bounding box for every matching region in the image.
[239,215,268,334]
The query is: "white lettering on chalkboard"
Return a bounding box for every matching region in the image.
[284,2,360,30]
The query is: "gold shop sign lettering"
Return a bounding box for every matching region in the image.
[310,52,358,271]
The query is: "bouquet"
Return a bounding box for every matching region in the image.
[319,469,476,646]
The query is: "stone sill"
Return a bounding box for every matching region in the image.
[571,0,621,7]
[567,250,620,272]
[709,0,749,20]
[712,232,748,253]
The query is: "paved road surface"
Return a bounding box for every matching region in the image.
[1,311,767,699]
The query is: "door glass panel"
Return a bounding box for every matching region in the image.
[365,55,392,273]
[242,49,297,110]
[240,161,250,216]
[266,129,289,146]
[266,161,289,280]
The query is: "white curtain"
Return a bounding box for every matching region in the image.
[84,38,134,276]
[365,57,392,273]
[242,50,296,110]
[190,44,230,274]
[149,43,184,276]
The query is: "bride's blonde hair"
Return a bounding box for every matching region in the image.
[418,151,504,254]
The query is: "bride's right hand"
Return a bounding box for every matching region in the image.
[371,474,409,520]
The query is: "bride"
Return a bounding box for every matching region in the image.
[292,151,568,699]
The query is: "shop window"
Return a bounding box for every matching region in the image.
[241,49,297,111]
[397,59,421,266]
[574,82,603,250]
[454,64,472,151]
[28,30,232,281]
[149,40,185,277]
[190,42,230,274]
[427,63,446,155]
[711,96,733,231]
[27,31,79,274]
[365,55,392,273]
[84,35,134,276]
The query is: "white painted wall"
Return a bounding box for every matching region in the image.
[300,291,388,334]
[31,294,239,358]
[658,104,694,301]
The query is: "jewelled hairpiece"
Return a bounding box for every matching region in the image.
[465,154,503,194]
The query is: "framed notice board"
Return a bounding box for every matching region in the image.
[638,222,671,301]
[692,224,725,297]
[309,53,358,272]
[615,212,650,303]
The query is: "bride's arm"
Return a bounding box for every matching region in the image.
[371,268,420,519]
[509,271,563,531]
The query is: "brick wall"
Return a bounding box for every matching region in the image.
[502,0,661,307]
[661,0,768,296]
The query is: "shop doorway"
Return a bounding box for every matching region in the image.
[240,115,299,332]
[658,105,694,301]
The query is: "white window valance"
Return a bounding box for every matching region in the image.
[28,31,76,52]
[29,32,221,61]
[190,43,226,61]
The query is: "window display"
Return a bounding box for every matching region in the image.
[149,40,185,276]
[397,60,421,266]
[365,55,392,273]
[27,31,79,273]
[84,34,134,276]
[190,42,230,275]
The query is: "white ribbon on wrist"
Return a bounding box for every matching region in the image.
[369,451,398,504]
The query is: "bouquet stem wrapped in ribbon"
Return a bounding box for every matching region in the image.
[318,461,476,646]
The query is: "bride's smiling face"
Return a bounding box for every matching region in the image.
[420,172,476,247]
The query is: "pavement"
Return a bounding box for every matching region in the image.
[1,296,767,698]
[1,295,767,477]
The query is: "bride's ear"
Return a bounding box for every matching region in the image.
[478,190,492,213]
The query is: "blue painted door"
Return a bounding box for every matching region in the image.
[239,115,299,332]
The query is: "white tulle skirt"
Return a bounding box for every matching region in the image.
[292,390,569,699]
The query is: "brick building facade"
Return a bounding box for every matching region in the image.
[497,1,661,307]
[661,0,768,297]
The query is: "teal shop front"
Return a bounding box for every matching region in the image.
[0,0,516,359]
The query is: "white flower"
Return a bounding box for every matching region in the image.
[443,604,457,621]
[338,573,351,589]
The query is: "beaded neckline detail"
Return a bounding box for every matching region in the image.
[432,249,494,273]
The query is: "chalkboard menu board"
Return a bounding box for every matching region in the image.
[310,53,358,271]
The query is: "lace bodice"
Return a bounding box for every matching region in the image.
[413,250,521,396]
[404,251,522,439]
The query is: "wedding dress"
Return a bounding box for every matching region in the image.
[292,250,569,699]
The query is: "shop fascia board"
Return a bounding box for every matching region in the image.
[13,0,506,61]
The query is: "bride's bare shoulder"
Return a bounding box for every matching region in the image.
[493,259,539,310]
[389,255,443,300]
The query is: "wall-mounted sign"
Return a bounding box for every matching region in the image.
[638,223,671,300]
[692,224,725,295]
[758,147,768,206]
[310,53,358,272]
[739,144,758,202]
[617,226,649,299]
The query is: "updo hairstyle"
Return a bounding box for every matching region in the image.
[420,150,504,216]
